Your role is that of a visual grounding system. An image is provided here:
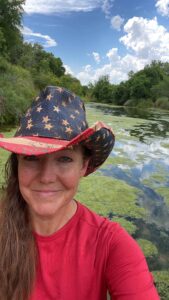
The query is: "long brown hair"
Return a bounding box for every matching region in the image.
[0,153,37,300]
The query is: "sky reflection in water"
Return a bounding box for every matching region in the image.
[88,104,169,230]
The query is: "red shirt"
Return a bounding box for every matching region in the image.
[30,202,160,300]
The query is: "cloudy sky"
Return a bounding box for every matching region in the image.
[22,0,169,85]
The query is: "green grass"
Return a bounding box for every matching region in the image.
[0,128,16,188]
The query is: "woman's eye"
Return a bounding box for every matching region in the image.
[23,155,39,161]
[58,156,73,163]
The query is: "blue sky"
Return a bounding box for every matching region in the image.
[22,0,169,85]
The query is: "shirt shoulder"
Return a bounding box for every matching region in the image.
[78,202,124,249]
[78,202,120,232]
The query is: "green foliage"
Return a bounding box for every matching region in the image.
[137,238,158,258]
[151,76,169,102]
[0,27,8,58]
[0,148,9,187]
[129,74,151,99]
[32,71,60,90]
[113,82,130,105]
[91,76,114,103]
[88,60,169,110]
[0,56,10,72]
[0,128,16,188]
[0,59,36,124]
[155,97,169,110]
[153,270,169,300]
[0,0,25,61]
[59,74,83,95]
[18,43,65,79]
[125,98,154,108]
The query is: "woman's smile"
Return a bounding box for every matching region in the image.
[17,148,89,222]
[32,189,63,200]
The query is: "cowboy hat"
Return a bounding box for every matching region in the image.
[0,86,115,176]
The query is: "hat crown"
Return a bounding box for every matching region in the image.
[0,85,115,176]
[15,86,88,140]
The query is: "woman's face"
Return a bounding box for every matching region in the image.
[17,147,89,220]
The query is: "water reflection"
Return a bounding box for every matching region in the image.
[87,103,169,269]
[92,104,169,140]
[101,164,169,230]
[130,122,169,141]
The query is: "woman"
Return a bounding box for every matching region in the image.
[0,86,160,300]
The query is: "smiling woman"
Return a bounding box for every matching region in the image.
[17,148,88,235]
[0,86,159,300]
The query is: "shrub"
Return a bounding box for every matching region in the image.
[155,97,169,110]
[0,62,36,124]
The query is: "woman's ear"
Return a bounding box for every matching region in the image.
[80,158,90,177]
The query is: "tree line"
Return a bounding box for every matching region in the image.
[89,61,169,110]
[0,0,169,126]
[0,0,85,124]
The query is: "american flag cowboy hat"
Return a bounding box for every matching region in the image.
[0,86,115,175]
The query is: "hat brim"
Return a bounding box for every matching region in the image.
[0,128,94,155]
[0,122,115,176]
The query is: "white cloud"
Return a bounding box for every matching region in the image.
[120,17,169,61]
[23,0,115,17]
[23,0,101,14]
[77,45,148,85]
[76,16,169,85]
[64,64,74,76]
[156,0,169,17]
[106,47,120,62]
[92,52,101,63]
[110,15,124,31]
[77,51,128,85]
[101,0,114,18]
[21,26,57,48]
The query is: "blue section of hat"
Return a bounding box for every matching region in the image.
[15,86,88,140]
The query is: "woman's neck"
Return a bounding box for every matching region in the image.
[30,200,77,236]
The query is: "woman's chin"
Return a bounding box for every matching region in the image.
[30,204,61,220]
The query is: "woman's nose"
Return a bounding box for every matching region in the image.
[39,160,57,183]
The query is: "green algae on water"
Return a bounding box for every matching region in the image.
[102,155,136,169]
[153,270,169,300]
[112,216,137,235]
[77,174,146,219]
[137,238,158,258]
[155,187,169,208]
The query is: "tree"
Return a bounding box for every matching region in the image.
[92,76,113,103]
[151,76,169,101]
[0,27,8,58]
[143,61,163,86]
[18,43,65,78]
[113,81,130,105]
[48,55,65,77]
[0,0,25,61]
[59,74,83,95]
[129,74,151,99]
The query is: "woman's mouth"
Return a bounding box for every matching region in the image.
[33,190,61,197]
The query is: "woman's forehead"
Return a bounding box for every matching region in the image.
[17,145,83,158]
